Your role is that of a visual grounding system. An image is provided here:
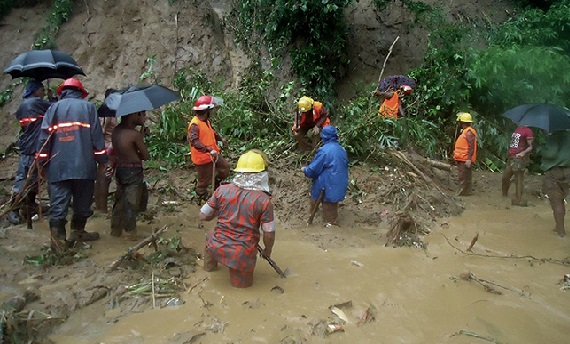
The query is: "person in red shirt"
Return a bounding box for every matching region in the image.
[188,95,230,203]
[502,126,534,205]
[199,150,275,288]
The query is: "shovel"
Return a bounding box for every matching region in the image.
[257,245,287,278]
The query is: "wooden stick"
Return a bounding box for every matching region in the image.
[308,189,325,225]
[108,225,168,271]
[467,232,479,252]
[377,36,400,85]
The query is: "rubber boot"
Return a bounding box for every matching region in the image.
[50,222,67,253]
[6,210,20,225]
[6,196,21,225]
[68,216,100,242]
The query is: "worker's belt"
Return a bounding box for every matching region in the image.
[117,162,143,167]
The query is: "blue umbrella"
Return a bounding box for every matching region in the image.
[502,103,570,133]
[377,75,416,92]
[4,49,85,81]
[104,85,180,117]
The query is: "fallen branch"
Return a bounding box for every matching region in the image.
[452,330,503,343]
[426,158,452,171]
[459,272,528,297]
[467,232,479,252]
[439,232,570,266]
[387,149,446,196]
[108,225,169,271]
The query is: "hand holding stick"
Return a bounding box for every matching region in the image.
[257,245,286,278]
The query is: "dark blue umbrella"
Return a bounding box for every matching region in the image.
[104,85,180,117]
[502,103,570,133]
[377,75,416,92]
[3,49,85,81]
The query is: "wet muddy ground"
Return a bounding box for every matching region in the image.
[1,166,569,343]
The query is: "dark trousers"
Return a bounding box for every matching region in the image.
[456,161,472,196]
[111,167,148,234]
[48,179,94,228]
[195,157,230,199]
[12,154,38,195]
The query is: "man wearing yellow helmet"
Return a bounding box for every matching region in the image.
[199,150,276,288]
[292,96,331,151]
[453,112,477,196]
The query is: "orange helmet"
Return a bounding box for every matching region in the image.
[57,78,88,98]
[193,95,223,111]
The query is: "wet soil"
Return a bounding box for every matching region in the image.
[1,152,569,343]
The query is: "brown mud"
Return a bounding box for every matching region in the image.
[0,151,569,343]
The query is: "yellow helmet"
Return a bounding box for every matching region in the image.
[234,151,267,173]
[456,112,473,123]
[298,96,314,112]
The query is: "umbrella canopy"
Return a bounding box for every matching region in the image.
[104,85,180,117]
[3,49,85,81]
[377,75,416,92]
[502,103,570,133]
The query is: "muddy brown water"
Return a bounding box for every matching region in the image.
[35,191,570,343]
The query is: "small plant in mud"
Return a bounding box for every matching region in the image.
[24,247,88,268]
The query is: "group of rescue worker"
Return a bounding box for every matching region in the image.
[6,76,568,289]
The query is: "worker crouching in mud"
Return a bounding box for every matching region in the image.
[199,150,275,288]
[302,126,349,227]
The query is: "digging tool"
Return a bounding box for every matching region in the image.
[257,245,286,278]
[307,189,325,225]
[210,154,218,197]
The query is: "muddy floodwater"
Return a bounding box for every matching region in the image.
[46,190,570,344]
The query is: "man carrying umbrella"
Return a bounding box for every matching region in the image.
[37,78,107,251]
[188,95,230,203]
[110,110,149,239]
[6,80,53,225]
[453,112,477,196]
[541,130,570,238]
[373,85,412,119]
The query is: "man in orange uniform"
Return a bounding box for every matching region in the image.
[374,85,412,119]
[188,95,230,202]
[292,96,331,151]
[453,112,477,196]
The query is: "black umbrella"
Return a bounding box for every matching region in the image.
[104,85,180,117]
[502,103,570,133]
[377,75,416,92]
[3,49,85,81]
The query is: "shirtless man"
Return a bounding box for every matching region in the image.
[110,111,150,238]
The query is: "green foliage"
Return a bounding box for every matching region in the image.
[33,0,74,49]
[213,63,294,156]
[468,45,570,113]
[334,89,447,160]
[0,82,18,107]
[229,0,352,102]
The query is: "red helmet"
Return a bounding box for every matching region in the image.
[192,95,222,111]
[57,78,88,98]
[400,85,413,95]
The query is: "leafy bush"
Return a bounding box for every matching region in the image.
[33,0,74,49]
[229,0,351,103]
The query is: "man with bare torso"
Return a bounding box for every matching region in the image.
[110,111,149,238]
